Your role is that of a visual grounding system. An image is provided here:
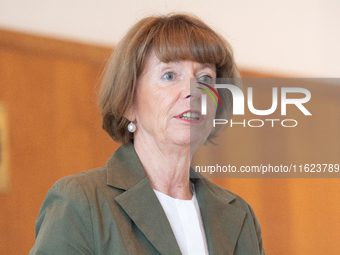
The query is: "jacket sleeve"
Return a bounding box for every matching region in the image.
[248,205,265,255]
[29,176,95,255]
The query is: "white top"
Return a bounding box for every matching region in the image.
[153,186,209,255]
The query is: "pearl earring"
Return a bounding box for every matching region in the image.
[127,122,136,133]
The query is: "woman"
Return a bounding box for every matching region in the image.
[30,13,265,255]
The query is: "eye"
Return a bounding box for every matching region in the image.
[198,75,213,85]
[162,72,176,81]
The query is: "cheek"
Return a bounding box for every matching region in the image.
[152,85,180,109]
[151,88,167,107]
[136,83,160,113]
[136,87,177,125]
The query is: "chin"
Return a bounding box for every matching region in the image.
[167,128,210,150]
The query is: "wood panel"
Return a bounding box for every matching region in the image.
[0,29,118,254]
[0,101,9,192]
[0,28,339,254]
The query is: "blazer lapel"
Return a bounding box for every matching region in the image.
[106,143,246,254]
[106,143,182,255]
[192,172,246,255]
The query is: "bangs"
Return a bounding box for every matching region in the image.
[151,17,231,69]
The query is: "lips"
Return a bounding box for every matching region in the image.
[174,110,203,123]
[179,111,200,120]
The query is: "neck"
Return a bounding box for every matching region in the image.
[134,135,193,200]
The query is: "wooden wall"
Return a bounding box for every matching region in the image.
[0,29,118,254]
[0,29,339,254]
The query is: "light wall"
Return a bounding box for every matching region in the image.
[0,0,339,77]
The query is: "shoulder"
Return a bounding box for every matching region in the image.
[50,167,108,196]
[36,166,112,232]
[31,167,116,255]
[54,167,107,187]
[38,167,109,217]
[42,166,125,213]
[31,169,109,255]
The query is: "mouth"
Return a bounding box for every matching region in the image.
[180,111,200,120]
[175,110,203,123]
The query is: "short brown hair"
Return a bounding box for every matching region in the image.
[99,13,239,144]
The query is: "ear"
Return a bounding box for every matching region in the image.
[124,104,136,122]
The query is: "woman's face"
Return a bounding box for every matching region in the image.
[130,50,217,150]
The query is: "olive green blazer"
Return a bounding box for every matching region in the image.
[30,143,265,255]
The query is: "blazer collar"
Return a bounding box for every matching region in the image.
[106,142,182,254]
[106,142,147,190]
[191,174,246,255]
[106,142,246,255]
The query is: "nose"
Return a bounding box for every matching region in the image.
[183,77,202,101]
